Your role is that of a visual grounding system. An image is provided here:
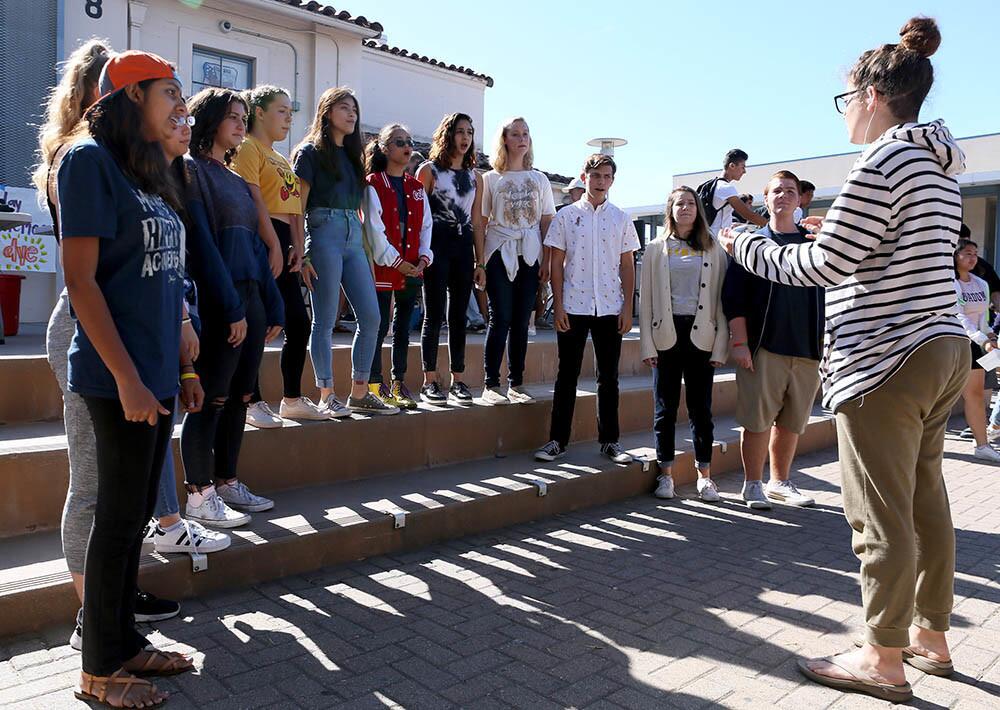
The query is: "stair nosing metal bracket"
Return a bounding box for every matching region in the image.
[529,478,548,497]
[386,510,406,529]
[190,552,208,573]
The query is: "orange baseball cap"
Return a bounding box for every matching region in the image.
[98,50,179,99]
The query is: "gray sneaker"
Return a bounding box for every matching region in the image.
[319,394,352,419]
[741,480,772,510]
[653,473,675,499]
[765,479,814,506]
[347,392,400,416]
[481,386,510,406]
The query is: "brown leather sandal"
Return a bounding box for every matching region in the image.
[75,668,167,708]
[123,649,195,677]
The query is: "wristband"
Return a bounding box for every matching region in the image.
[475,263,485,270]
[180,372,200,381]
[181,317,192,324]
[731,341,746,347]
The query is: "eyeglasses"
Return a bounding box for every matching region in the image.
[833,90,863,115]
[171,115,196,127]
[388,138,414,148]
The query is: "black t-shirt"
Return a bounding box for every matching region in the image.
[388,174,407,233]
[292,143,361,211]
[760,230,822,360]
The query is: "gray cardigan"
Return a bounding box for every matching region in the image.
[639,235,730,363]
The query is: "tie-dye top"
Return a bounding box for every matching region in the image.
[425,162,476,231]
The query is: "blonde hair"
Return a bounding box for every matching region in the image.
[32,39,112,194]
[490,116,533,172]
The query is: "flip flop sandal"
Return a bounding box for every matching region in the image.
[797,656,913,703]
[124,648,195,677]
[853,636,954,676]
[75,668,166,708]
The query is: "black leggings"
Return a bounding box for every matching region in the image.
[82,395,174,676]
[252,218,309,400]
[421,223,474,373]
[371,277,421,385]
[181,280,267,487]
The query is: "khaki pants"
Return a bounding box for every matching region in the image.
[836,336,969,647]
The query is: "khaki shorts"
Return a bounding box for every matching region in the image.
[736,347,821,434]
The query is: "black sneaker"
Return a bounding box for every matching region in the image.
[134,589,180,623]
[535,440,566,462]
[959,427,974,440]
[420,381,447,403]
[69,607,83,651]
[601,442,633,464]
[448,381,473,402]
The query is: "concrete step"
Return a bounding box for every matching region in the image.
[0,331,646,426]
[0,373,738,539]
[0,409,838,638]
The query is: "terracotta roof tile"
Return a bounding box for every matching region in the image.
[269,1,383,32]
[363,40,494,87]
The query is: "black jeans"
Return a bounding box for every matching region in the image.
[484,253,540,387]
[421,223,474,373]
[371,277,421,384]
[549,314,622,447]
[653,315,715,465]
[252,219,309,401]
[81,395,174,675]
[181,280,267,487]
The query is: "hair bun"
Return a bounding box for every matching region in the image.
[899,16,941,58]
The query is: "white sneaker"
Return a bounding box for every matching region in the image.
[741,480,772,510]
[141,520,155,553]
[246,401,283,429]
[279,396,329,421]
[988,424,1000,443]
[765,479,815,506]
[481,386,510,406]
[153,519,230,554]
[696,477,720,502]
[654,473,675,499]
[318,394,352,419]
[186,486,251,528]
[973,443,1000,463]
[218,480,274,512]
[528,323,537,337]
[507,386,533,404]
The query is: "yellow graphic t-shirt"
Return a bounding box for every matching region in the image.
[231,135,302,215]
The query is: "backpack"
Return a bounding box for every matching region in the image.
[696,177,721,225]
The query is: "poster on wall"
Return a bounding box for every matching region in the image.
[0,186,56,273]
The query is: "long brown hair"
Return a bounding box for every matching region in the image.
[293,87,364,189]
[86,80,181,211]
[32,38,111,194]
[187,87,249,164]
[429,112,476,170]
[664,186,712,252]
[850,16,940,120]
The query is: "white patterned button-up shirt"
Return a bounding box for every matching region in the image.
[545,198,640,316]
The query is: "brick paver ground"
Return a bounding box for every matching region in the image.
[2,432,998,709]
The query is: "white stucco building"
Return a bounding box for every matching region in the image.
[2,0,505,326]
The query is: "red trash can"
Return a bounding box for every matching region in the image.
[0,274,26,337]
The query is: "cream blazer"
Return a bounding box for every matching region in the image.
[639,235,730,363]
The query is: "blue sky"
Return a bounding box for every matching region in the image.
[355,1,998,206]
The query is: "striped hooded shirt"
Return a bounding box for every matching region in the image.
[732,120,966,412]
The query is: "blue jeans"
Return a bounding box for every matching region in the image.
[990,390,1000,428]
[153,404,180,519]
[306,208,380,386]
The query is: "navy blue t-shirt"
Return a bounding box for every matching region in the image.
[57,139,185,400]
[293,143,361,211]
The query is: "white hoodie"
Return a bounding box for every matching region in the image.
[732,120,967,411]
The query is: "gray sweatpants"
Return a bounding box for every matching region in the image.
[46,291,98,575]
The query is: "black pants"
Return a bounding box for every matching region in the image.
[484,253,540,387]
[82,395,174,675]
[653,315,715,465]
[181,280,267,487]
[549,314,622,447]
[371,277,421,385]
[421,224,474,373]
[252,219,309,401]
